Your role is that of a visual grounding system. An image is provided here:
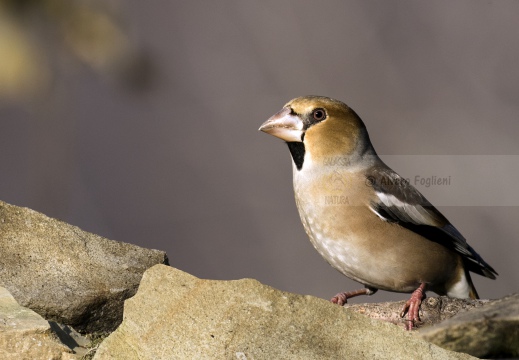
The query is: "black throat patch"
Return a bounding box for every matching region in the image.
[286,142,305,170]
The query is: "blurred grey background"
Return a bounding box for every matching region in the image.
[1,0,517,303]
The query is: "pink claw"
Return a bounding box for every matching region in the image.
[400,283,426,330]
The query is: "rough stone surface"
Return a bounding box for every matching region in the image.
[344,296,490,329]
[94,265,475,360]
[0,286,76,360]
[419,293,519,358]
[0,200,169,333]
[50,322,92,358]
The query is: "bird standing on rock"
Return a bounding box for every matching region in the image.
[259,96,497,330]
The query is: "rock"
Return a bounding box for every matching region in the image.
[0,286,76,360]
[419,293,519,358]
[344,296,489,329]
[94,265,475,360]
[49,322,92,358]
[0,200,168,333]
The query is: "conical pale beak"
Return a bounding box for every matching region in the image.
[259,106,304,142]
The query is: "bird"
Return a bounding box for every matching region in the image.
[259,95,497,330]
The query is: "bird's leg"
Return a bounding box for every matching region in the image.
[400,283,426,330]
[331,287,377,306]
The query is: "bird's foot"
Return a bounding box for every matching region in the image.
[400,283,426,330]
[331,288,376,306]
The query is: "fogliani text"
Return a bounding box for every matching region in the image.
[376,175,451,188]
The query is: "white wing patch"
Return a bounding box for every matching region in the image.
[374,191,436,226]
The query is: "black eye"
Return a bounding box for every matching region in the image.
[312,108,326,122]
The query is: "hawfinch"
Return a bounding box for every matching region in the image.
[259,96,497,330]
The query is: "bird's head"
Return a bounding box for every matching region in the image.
[259,96,375,170]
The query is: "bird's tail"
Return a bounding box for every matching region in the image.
[466,270,479,300]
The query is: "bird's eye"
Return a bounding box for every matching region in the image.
[312,108,326,122]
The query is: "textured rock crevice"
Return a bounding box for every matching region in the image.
[0,287,76,360]
[419,293,519,358]
[0,200,168,334]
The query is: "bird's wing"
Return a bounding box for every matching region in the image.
[366,165,497,279]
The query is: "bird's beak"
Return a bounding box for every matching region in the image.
[259,106,304,142]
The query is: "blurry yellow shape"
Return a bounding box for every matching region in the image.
[61,6,130,72]
[0,13,49,99]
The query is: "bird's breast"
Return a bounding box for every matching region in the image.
[293,168,378,284]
